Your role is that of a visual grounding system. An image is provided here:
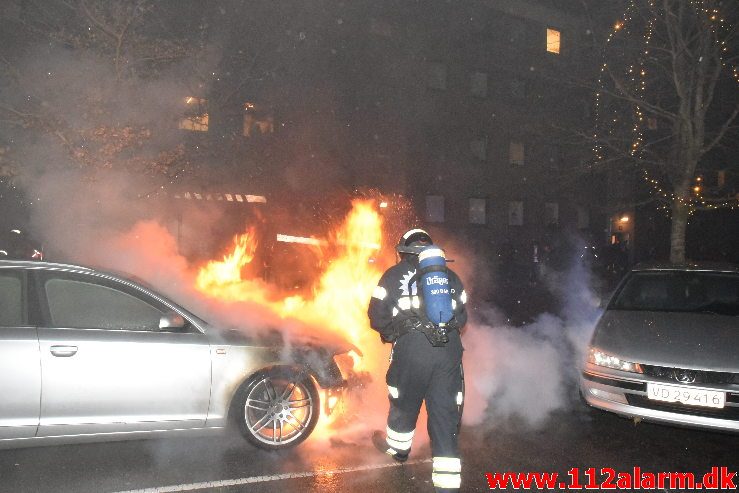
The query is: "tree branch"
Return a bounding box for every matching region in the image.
[78,0,118,42]
[702,103,739,155]
[604,70,678,121]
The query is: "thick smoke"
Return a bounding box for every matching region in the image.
[450,237,603,428]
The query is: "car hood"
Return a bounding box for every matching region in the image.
[592,310,738,372]
[209,324,359,357]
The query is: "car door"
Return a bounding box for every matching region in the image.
[0,268,41,440]
[35,270,211,437]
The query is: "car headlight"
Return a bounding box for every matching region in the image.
[587,348,643,373]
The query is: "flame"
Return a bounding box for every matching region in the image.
[193,200,393,438]
[195,201,386,354]
[299,201,384,360]
[195,227,260,299]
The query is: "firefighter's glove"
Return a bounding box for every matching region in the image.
[380,317,419,343]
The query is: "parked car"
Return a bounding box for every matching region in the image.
[580,263,739,433]
[0,259,352,450]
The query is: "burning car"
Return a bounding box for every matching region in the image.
[580,263,739,433]
[0,258,356,450]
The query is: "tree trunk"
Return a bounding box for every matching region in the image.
[669,198,689,264]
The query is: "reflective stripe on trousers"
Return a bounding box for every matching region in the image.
[386,426,414,451]
[433,456,461,490]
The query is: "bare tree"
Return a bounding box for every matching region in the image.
[0,0,209,180]
[593,0,738,263]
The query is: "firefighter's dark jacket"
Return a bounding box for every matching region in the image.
[368,256,468,342]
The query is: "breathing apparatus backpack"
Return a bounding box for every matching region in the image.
[417,246,454,324]
[411,245,456,346]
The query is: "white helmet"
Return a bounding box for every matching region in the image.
[395,228,433,255]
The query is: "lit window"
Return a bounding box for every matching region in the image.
[509,141,525,166]
[471,72,487,98]
[179,97,208,132]
[508,201,524,226]
[243,102,274,138]
[546,28,561,54]
[426,195,445,223]
[469,198,486,225]
[544,202,559,226]
[428,63,447,90]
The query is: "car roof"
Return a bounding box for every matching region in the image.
[0,260,159,288]
[0,259,208,330]
[630,262,739,274]
[0,259,93,272]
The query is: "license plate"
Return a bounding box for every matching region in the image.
[647,382,725,409]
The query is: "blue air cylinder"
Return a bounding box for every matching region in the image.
[418,246,454,325]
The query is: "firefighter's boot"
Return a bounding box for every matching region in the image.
[372,430,408,463]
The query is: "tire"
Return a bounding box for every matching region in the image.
[234,367,320,450]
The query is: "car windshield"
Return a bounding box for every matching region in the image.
[610,270,739,316]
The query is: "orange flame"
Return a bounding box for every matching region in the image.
[195,201,386,350]
[193,200,391,438]
[195,227,263,301]
[277,201,384,363]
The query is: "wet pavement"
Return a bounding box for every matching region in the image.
[0,404,735,493]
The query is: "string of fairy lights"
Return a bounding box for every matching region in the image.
[593,0,739,216]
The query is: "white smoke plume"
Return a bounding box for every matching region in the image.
[459,244,603,428]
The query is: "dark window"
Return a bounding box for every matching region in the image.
[508,201,524,226]
[0,272,23,326]
[509,141,525,166]
[469,198,486,225]
[470,137,487,161]
[44,278,165,331]
[544,202,559,226]
[471,72,487,98]
[428,63,447,90]
[426,195,445,223]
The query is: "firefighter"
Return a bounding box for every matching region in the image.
[368,228,467,493]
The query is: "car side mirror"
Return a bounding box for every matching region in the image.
[159,311,186,330]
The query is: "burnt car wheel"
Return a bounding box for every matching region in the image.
[236,367,320,450]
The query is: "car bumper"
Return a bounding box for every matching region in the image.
[580,367,739,433]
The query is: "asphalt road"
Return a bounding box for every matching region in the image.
[0,403,735,493]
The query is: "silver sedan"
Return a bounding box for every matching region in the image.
[580,263,739,433]
[0,260,349,450]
